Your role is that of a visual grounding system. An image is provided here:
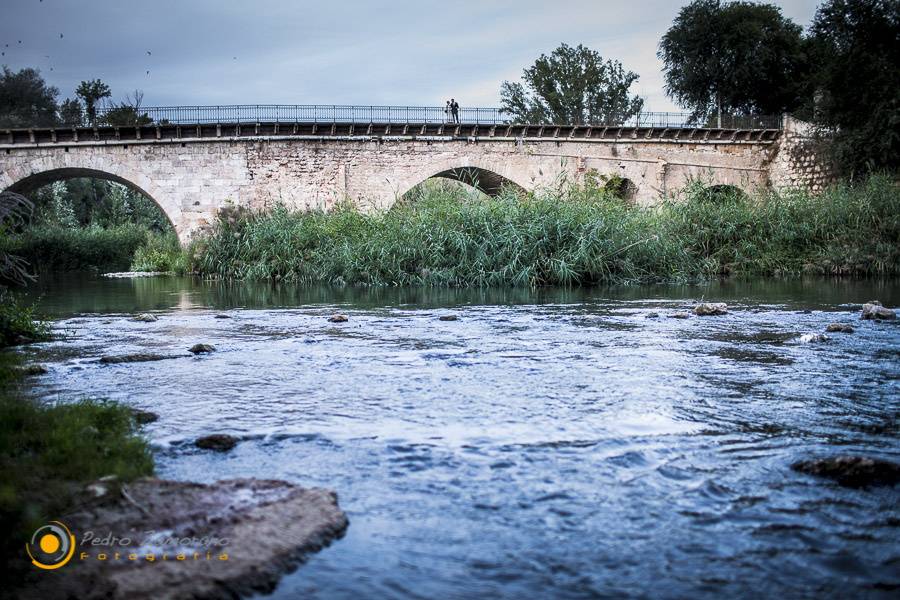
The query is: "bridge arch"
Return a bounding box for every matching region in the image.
[1,164,184,241]
[393,158,532,207]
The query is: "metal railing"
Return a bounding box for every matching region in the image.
[88,105,782,129]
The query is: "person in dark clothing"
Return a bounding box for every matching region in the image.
[450,99,459,123]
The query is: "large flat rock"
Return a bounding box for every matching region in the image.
[16,478,348,599]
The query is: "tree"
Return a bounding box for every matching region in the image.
[658,0,806,126]
[500,43,644,125]
[58,98,84,126]
[0,67,59,128]
[806,0,900,176]
[75,79,111,125]
[104,90,152,127]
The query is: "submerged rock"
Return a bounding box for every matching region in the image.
[130,408,159,425]
[798,333,828,343]
[669,312,691,319]
[825,323,854,333]
[694,302,728,316]
[861,301,896,320]
[189,343,216,354]
[328,314,349,323]
[214,313,232,319]
[195,434,238,452]
[438,315,458,321]
[132,313,158,322]
[16,478,348,600]
[645,312,660,319]
[100,353,181,364]
[792,455,900,488]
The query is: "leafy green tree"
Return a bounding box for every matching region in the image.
[58,98,84,126]
[658,0,806,126]
[75,79,111,125]
[0,67,59,128]
[806,0,900,176]
[104,91,152,127]
[500,43,644,125]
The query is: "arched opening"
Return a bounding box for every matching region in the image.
[398,166,527,206]
[604,176,638,201]
[2,168,179,274]
[702,184,748,203]
[5,168,175,234]
[431,167,525,198]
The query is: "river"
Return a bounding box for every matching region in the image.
[18,274,900,598]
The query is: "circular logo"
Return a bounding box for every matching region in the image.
[26,521,75,570]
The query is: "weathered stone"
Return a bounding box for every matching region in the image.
[798,333,828,343]
[195,434,238,452]
[100,353,180,364]
[694,302,728,316]
[188,343,216,354]
[792,456,900,488]
[669,312,691,319]
[328,314,348,323]
[861,301,896,320]
[14,478,348,600]
[130,408,159,425]
[825,323,854,333]
[132,313,158,322]
[438,315,458,321]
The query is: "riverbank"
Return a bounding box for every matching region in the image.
[194,175,898,286]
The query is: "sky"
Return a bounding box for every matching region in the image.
[1,0,820,113]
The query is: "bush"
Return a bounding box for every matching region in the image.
[130,231,190,274]
[194,175,899,286]
[0,289,50,347]
[0,224,149,272]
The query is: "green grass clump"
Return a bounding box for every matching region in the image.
[194,175,899,286]
[130,231,190,274]
[0,289,50,347]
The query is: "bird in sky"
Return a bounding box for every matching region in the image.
[59,33,64,38]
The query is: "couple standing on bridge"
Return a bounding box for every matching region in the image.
[444,99,460,123]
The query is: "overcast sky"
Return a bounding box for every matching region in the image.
[1,0,820,112]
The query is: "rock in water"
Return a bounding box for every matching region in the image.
[189,343,216,354]
[195,434,238,451]
[694,302,728,316]
[861,301,897,320]
[100,353,180,364]
[15,478,348,600]
[669,312,691,319]
[798,333,828,343]
[214,313,232,319]
[792,456,900,487]
[328,314,348,323]
[132,313,158,322]
[130,408,159,425]
[825,323,854,333]
[438,315,458,321]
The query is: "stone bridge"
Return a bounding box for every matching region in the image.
[0,115,826,244]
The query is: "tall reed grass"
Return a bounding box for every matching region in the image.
[193,175,898,287]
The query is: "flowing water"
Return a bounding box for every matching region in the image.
[18,275,900,598]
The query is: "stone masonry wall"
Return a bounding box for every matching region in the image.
[769,115,838,194]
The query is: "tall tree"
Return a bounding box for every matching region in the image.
[658,0,806,126]
[500,43,644,125]
[75,79,111,125]
[806,0,900,176]
[104,90,152,127]
[58,98,84,126]
[0,67,59,128]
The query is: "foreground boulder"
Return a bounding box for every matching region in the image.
[188,343,216,354]
[861,301,897,320]
[792,456,900,488]
[694,302,728,316]
[825,323,854,333]
[16,478,348,600]
[132,313,158,322]
[195,434,238,452]
[100,353,181,364]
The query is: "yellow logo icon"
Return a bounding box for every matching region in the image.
[26,521,76,570]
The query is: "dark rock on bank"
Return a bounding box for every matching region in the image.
[694,302,728,316]
[792,455,900,488]
[188,343,216,354]
[825,323,854,333]
[15,478,348,600]
[861,301,896,320]
[130,409,159,425]
[99,353,181,364]
[195,434,238,452]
